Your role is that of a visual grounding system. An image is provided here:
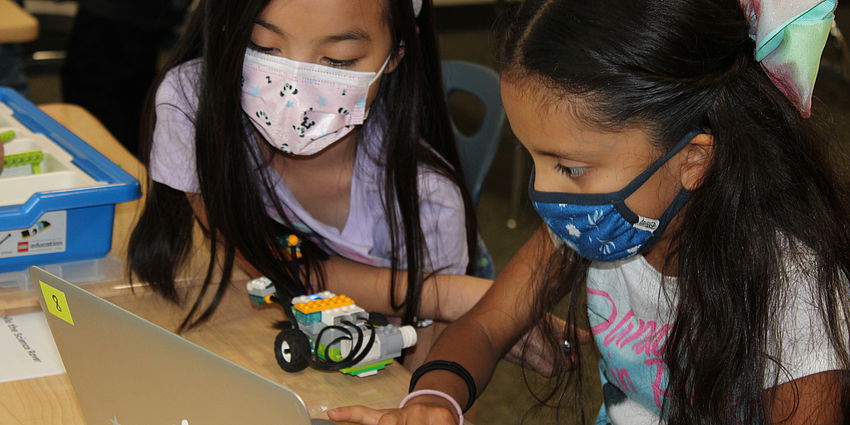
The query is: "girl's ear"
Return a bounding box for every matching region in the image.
[680,133,714,191]
[386,26,416,74]
[386,43,405,74]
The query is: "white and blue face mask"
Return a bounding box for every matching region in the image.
[529,130,701,262]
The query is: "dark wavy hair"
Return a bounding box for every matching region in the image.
[498,0,850,423]
[128,0,477,332]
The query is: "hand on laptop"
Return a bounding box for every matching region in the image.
[328,400,460,425]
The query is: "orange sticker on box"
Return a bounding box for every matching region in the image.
[39,280,74,325]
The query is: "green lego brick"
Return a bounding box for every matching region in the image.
[4,150,44,174]
[316,344,345,362]
[340,359,394,376]
[0,130,15,143]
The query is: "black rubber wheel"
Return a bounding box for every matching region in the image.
[274,329,310,372]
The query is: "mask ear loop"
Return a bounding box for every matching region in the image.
[367,53,394,87]
[614,130,703,199]
[361,50,397,120]
[626,131,704,254]
[610,130,701,228]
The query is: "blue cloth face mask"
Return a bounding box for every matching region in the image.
[529,130,701,262]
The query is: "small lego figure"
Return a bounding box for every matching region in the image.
[282,234,302,261]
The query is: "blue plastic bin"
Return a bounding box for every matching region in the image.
[0,87,141,272]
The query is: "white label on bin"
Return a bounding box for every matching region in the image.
[0,210,67,258]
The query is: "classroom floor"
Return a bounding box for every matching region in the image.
[17,3,850,425]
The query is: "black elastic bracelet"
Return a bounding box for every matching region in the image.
[409,360,477,413]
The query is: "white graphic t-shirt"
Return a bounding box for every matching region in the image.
[548,230,844,425]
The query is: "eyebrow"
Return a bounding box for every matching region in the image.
[321,29,371,44]
[255,18,286,37]
[254,19,370,44]
[535,147,597,160]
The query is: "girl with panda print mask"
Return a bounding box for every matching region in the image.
[128,0,502,370]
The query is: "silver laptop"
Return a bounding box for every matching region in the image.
[30,266,333,425]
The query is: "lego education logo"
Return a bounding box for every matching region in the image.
[0,210,67,258]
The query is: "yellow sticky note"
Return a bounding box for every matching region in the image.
[39,281,74,325]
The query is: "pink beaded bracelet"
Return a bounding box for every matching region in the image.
[399,389,464,425]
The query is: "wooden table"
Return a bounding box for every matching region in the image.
[0,0,38,43]
[0,104,412,424]
[0,280,412,424]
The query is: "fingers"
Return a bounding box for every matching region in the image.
[503,332,556,377]
[328,405,459,425]
[520,348,556,377]
[328,406,387,425]
[502,316,597,377]
[548,316,593,345]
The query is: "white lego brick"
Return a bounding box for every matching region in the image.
[246,276,273,295]
[291,295,311,305]
[319,305,365,326]
[321,305,360,326]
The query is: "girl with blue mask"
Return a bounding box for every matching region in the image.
[528,128,700,262]
[127,0,515,371]
[330,0,849,424]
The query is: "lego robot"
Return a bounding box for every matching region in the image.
[246,278,418,377]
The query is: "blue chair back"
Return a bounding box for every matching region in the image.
[441,60,506,206]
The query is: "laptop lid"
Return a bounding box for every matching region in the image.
[30,266,328,425]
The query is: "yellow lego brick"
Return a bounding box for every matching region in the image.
[293,295,354,314]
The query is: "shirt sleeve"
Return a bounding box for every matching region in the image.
[766,253,848,387]
[148,61,202,194]
[417,170,469,274]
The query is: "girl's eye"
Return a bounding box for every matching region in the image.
[555,163,588,178]
[324,57,357,68]
[248,41,276,54]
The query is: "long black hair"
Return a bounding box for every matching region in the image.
[128,0,477,332]
[498,0,850,423]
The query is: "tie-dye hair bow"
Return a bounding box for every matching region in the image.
[739,0,837,117]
